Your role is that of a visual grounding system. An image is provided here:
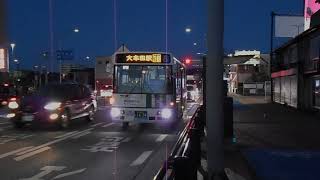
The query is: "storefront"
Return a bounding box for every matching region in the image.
[272,68,298,108]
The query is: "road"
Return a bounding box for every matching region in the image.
[0,103,199,180]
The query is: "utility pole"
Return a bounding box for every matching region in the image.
[207,0,226,179]
[0,0,6,45]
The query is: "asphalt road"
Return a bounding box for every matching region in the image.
[0,103,199,180]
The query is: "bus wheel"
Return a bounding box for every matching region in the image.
[122,122,129,130]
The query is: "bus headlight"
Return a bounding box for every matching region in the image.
[161,108,172,119]
[111,108,121,117]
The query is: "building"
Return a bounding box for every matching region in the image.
[271,24,320,110]
[225,52,270,95]
[95,45,129,96]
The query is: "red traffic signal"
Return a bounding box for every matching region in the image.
[185,58,192,64]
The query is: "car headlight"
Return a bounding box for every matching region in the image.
[44,102,61,111]
[161,108,172,119]
[8,101,19,109]
[111,108,121,117]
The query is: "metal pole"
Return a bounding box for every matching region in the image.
[207,0,225,179]
[270,12,274,102]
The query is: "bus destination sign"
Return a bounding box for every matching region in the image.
[116,53,171,64]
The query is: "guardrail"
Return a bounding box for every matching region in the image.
[154,105,205,180]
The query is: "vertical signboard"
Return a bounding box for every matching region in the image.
[0,48,8,72]
[305,0,320,30]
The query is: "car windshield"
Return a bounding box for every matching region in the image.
[115,65,173,94]
[187,86,194,91]
[37,85,78,99]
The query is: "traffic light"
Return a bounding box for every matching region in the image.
[185,58,192,65]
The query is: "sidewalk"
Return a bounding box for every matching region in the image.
[231,94,320,180]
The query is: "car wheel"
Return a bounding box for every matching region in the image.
[122,122,129,130]
[87,106,95,122]
[14,122,24,129]
[60,110,71,129]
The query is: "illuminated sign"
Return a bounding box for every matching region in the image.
[0,48,6,70]
[305,0,320,29]
[116,53,171,64]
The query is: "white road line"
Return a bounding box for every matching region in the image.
[54,131,79,139]
[122,137,131,142]
[0,146,34,159]
[0,122,10,125]
[71,131,91,139]
[14,146,51,161]
[0,125,12,131]
[102,122,114,128]
[52,168,86,179]
[130,151,153,166]
[90,122,104,127]
[156,135,167,142]
[16,128,93,156]
[20,135,34,139]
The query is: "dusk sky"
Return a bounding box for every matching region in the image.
[7,0,303,70]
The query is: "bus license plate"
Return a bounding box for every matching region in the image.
[135,111,147,118]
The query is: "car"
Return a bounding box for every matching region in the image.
[0,83,17,108]
[186,85,199,102]
[7,83,97,129]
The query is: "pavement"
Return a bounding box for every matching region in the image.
[231,94,320,180]
[0,103,199,180]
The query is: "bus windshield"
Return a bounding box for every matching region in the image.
[114,65,173,94]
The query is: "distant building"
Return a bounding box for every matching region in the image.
[95,45,129,96]
[225,53,270,95]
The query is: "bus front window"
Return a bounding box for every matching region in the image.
[115,65,172,94]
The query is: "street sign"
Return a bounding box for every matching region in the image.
[56,50,74,61]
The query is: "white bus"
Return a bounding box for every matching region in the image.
[110,52,186,128]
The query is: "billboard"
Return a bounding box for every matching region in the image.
[274,15,304,37]
[305,0,320,29]
[0,48,8,72]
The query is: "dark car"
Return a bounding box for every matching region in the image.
[0,83,17,108]
[8,83,97,129]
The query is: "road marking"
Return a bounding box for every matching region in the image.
[90,122,104,127]
[54,131,79,139]
[71,131,91,139]
[130,151,153,166]
[0,146,34,159]
[52,168,86,179]
[102,122,114,128]
[16,128,93,156]
[20,166,66,180]
[0,122,10,125]
[122,137,131,142]
[156,134,167,142]
[0,125,12,131]
[20,135,34,139]
[14,146,51,161]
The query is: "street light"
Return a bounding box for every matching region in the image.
[59,28,80,83]
[193,42,197,46]
[185,27,192,33]
[10,43,15,51]
[85,56,90,60]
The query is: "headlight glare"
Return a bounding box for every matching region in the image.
[111,108,121,117]
[8,101,19,109]
[44,102,61,111]
[161,108,172,119]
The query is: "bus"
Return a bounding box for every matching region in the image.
[110,52,186,128]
